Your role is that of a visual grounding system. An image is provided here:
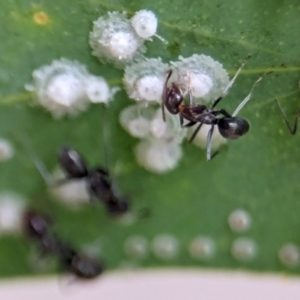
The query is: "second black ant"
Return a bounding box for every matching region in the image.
[57,146,129,216]
[162,56,271,160]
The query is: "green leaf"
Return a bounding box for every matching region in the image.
[0,0,300,277]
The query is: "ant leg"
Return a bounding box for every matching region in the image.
[211,55,251,109]
[162,70,173,122]
[275,99,299,135]
[189,123,203,143]
[232,71,272,117]
[206,125,215,161]
[183,121,197,128]
[180,114,184,128]
[211,150,219,160]
[219,108,231,117]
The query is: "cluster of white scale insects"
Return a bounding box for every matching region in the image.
[120,54,230,173]
[89,10,167,68]
[26,9,230,173]
[26,58,114,118]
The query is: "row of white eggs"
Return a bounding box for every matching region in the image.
[0,192,297,267]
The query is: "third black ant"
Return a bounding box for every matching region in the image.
[56,147,129,216]
[162,56,271,160]
[23,209,104,279]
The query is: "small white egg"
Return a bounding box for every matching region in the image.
[152,234,179,260]
[231,238,257,262]
[228,209,252,232]
[124,236,149,259]
[278,244,300,267]
[189,236,215,260]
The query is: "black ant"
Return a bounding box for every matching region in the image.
[23,209,104,279]
[57,147,129,216]
[275,99,300,135]
[14,134,130,216]
[162,56,271,160]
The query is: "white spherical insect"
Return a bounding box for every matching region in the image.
[189,124,227,150]
[123,58,169,102]
[152,234,179,260]
[0,192,26,235]
[119,104,156,138]
[150,108,187,143]
[84,75,111,104]
[189,236,215,260]
[120,103,186,143]
[228,209,252,232]
[135,138,183,173]
[131,10,157,39]
[278,244,300,267]
[89,12,145,68]
[131,10,168,44]
[50,168,90,207]
[231,238,257,262]
[171,54,230,103]
[0,139,14,162]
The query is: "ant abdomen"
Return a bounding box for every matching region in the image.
[62,250,104,279]
[106,198,129,215]
[218,117,250,139]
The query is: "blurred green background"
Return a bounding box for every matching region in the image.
[0,0,300,278]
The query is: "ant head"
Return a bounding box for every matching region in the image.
[23,210,51,238]
[218,117,249,139]
[71,253,104,279]
[58,146,88,178]
[163,70,183,115]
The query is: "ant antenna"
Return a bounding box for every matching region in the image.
[102,122,111,173]
[101,105,124,197]
[13,132,53,184]
[232,71,272,117]
[162,70,173,122]
[275,99,300,135]
[212,55,251,109]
